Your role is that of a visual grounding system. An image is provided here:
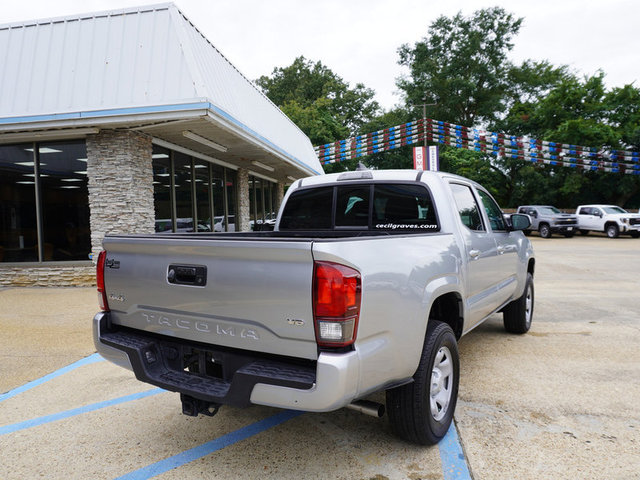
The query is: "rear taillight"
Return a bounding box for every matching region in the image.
[97,250,110,312]
[313,261,361,347]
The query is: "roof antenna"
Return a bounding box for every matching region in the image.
[355,162,369,171]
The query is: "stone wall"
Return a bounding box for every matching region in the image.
[86,130,155,259]
[0,264,94,287]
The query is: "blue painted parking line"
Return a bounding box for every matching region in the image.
[114,409,304,480]
[0,388,164,436]
[0,353,104,403]
[439,422,472,480]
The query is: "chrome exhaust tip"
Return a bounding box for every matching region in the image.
[346,400,385,418]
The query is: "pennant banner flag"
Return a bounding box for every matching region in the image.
[314,118,640,175]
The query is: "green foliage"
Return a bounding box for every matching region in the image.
[256,56,380,146]
[397,7,522,126]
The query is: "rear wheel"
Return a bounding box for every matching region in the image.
[386,320,459,445]
[606,224,619,238]
[503,273,534,334]
[539,223,552,238]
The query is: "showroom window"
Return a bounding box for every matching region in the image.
[151,145,239,233]
[249,175,277,230]
[0,141,90,263]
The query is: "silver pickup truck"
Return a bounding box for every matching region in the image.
[94,169,535,445]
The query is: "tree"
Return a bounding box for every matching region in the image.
[397,7,523,126]
[256,56,380,146]
[499,72,640,206]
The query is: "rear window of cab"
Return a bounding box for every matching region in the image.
[279,183,439,232]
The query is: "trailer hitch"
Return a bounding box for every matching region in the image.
[180,393,221,417]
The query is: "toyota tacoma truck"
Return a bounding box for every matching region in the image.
[576,204,640,238]
[93,169,535,445]
[516,205,578,238]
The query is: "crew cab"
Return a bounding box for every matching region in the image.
[93,169,535,445]
[576,205,640,238]
[516,205,578,238]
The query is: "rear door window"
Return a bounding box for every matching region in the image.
[450,183,485,232]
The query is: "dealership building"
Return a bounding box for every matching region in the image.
[0,3,323,286]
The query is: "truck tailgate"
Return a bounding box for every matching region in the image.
[102,235,317,360]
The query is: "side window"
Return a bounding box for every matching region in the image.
[450,183,484,232]
[579,208,590,215]
[279,187,333,230]
[477,189,506,231]
[335,186,370,227]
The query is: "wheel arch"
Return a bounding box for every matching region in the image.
[528,258,535,277]
[427,291,464,340]
[605,221,619,230]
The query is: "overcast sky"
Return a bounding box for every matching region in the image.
[3,0,639,110]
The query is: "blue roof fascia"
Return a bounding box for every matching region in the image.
[0,102,210,125]
[0,101,322,176]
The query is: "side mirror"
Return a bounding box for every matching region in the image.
[508,213,531,231]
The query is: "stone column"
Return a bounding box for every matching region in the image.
[236,168,251,232]
[86,130,155,261]
[276,182,285,213]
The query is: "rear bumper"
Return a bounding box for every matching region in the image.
[93,312,359,412]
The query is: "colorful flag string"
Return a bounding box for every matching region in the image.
[313,118,640,175]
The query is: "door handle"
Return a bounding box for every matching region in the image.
[469,249,480,259]
[167,264,207,286]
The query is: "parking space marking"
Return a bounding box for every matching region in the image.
[114,410,303,480]
[0,388,163,436]
[0,353,104,403]
[439,422,472,480]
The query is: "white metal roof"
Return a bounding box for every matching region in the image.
[0,3,322,178]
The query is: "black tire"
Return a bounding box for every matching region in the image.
[579,229,589,236]
[539,223,552,238]
[606,224,619,238]
[523,229,531,236]
[503,272,534,334]
[386,320,459,445]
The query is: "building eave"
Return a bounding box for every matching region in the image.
[0,101,322,181]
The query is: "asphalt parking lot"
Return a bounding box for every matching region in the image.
[1,235,639,480]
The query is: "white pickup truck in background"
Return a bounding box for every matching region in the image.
[576,204,640,238]
[93,169,535,445]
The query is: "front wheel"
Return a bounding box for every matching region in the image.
[539,223,552,238]
[503,272,534,334]
[386,321,459,445]
[606,224,619,238]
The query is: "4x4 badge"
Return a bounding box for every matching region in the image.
[287,318,305,326]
